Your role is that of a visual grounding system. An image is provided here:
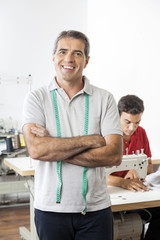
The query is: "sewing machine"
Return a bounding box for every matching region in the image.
[106,149,149,180]
[106,150,149,240]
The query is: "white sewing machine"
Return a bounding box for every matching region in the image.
[106,149,149,180]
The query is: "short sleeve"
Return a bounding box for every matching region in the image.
[101,94,122,137]
[22,90,45,128]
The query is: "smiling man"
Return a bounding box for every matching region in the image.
[22,30,123,240]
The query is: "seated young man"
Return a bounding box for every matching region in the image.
[107,94,153,192]
[107,95,160,240]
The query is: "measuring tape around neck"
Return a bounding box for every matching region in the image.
[52,90,89,214]
[52,90,62,203]
[81,93,89,215]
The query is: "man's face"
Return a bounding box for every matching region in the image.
[120,112,143,138]
[52,37,89,83]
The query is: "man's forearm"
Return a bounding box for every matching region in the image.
[31,135,105,161]
[23,123,106,161]
[66,135,123,167]
[107,175,123,187]
[66,145,121,167]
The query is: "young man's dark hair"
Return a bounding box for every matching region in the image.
[118,94,144,116]
[53,30,90,57]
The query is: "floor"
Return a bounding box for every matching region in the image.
[0,205,30,240]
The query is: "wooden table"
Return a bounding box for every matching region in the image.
[108,185,160,212]
[4,157,35,176]
[152,158,160,165]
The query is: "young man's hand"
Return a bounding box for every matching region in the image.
[120,177,149,192]
[124,169,138,179]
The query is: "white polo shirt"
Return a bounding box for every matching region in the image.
[22,77,122,213]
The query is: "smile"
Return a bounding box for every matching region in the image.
[62,65,75,70]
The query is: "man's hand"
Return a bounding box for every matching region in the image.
[124,169,138,179]
[31,124,49,137]
[120,178,149,192]
[122,169,149,192]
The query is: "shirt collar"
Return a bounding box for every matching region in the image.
[48,77,61,91]
[48,76,93,96]
[79,76,93,95]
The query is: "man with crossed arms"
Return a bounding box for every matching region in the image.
[22,30,123,240]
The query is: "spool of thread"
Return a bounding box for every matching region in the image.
[21,134,26,147]
[6,136,14,152]
[14,132,21,149]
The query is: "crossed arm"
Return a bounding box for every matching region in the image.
[22,123,123,168]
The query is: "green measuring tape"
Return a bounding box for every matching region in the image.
[52,90,89,214]
[52,90,62,203]
[81,93,89,215]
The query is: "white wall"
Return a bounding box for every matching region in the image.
[0,0,88,88]
[1,0,160,157]
[87,0,160,157]
[0,0,88,130]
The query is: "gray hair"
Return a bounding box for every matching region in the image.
[53,30,90,57]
